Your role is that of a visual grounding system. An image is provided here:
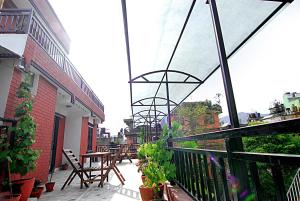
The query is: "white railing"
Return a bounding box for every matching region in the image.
[287,168,300,201]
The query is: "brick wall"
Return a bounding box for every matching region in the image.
[5,74,57,182]
[28,76,57,182]
[80,117,89,156]
[4,68,22,119]
[55,116,65,168]
[23,37,104,120]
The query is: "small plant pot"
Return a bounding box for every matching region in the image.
[60,163,68,170]
[30,186,44,198]
[139,185,154,201]
[0,194,21,201]
[45,182,55,192]
[12,177,35,201]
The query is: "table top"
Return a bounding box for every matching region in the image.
[80,152,110,157]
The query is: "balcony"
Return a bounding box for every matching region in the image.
[0,9,104,112]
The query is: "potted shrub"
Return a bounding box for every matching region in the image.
[45,171,55,192]
[140,161,166,201]
[0,77,40,201]
[30,179,44,199]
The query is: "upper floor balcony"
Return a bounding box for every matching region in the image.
[0,9,104,112]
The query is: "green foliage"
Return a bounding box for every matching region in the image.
[175,100,221,135]
[143,161,166,188]
[0,77,40,176]
[168,122,199,149]
[138,126,176,188]
[244,130,300,200]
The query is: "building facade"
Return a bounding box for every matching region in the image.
[171,101,221,135]
[0,0,105,182]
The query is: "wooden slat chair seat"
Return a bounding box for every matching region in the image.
[98,145,125,187]
[61,148,102,190]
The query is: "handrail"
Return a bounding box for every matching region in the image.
[172,117,300,142]
[169,118,300,200]
[0,9,32,33]
[0,9,104,112]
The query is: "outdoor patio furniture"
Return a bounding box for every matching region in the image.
[98,145,125,187]
[120,145,132,163]
[61,148,91,190]
[79,151,111,189]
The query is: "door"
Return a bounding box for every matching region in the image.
[87,123,93,151]
[49,115,60,173]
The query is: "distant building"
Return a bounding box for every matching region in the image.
[172,101,222,135]
[283,92,300,114]
[123,118,161,144]
[262,93,300,123]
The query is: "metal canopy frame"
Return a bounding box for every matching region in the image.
[121,0,292,139]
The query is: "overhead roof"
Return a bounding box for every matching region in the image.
[122,0,292,127]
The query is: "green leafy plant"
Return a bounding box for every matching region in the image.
[138,126,176,183]
[1,76,40,176]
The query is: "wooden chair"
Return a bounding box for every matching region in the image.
[98,145,125,187]
[120,145,132,163]
[61,149,102,189]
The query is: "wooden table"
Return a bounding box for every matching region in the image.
[79,152,111,188]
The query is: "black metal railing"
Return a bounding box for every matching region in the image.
[0,9,32,33]
[169,118,300,201]
[0,9,104,112]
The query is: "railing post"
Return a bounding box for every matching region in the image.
[165,71,173,147]
[208,0,249,199]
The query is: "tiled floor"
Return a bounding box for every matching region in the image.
[36,159,142,201]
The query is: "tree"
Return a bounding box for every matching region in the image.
[243,121,300,200]
[174,100,222,135]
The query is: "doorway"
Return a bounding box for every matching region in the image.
[87,123,93,151]
[49,115,60,173]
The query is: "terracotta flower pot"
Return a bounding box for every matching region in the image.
[45,182,55,192]
[139,185,154,201]
[0,194,21,201]
[12,177,35,201]
[30,186,44,199]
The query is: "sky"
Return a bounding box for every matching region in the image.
[49,0,300,135]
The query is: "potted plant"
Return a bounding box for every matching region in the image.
[0,77,40,201]
[0,160,21,201]
[140,161,166,201]
[30,179,44,199]
[45,170,55,192]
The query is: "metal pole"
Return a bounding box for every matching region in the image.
[208,0,249,199]
[154,99,158,136]
[165,72,172,129]
[165,72,173,147]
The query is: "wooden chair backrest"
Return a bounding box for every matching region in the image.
[62,149,83,171]
[110,145,124,166]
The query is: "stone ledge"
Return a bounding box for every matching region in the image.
[164,183,194,201]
